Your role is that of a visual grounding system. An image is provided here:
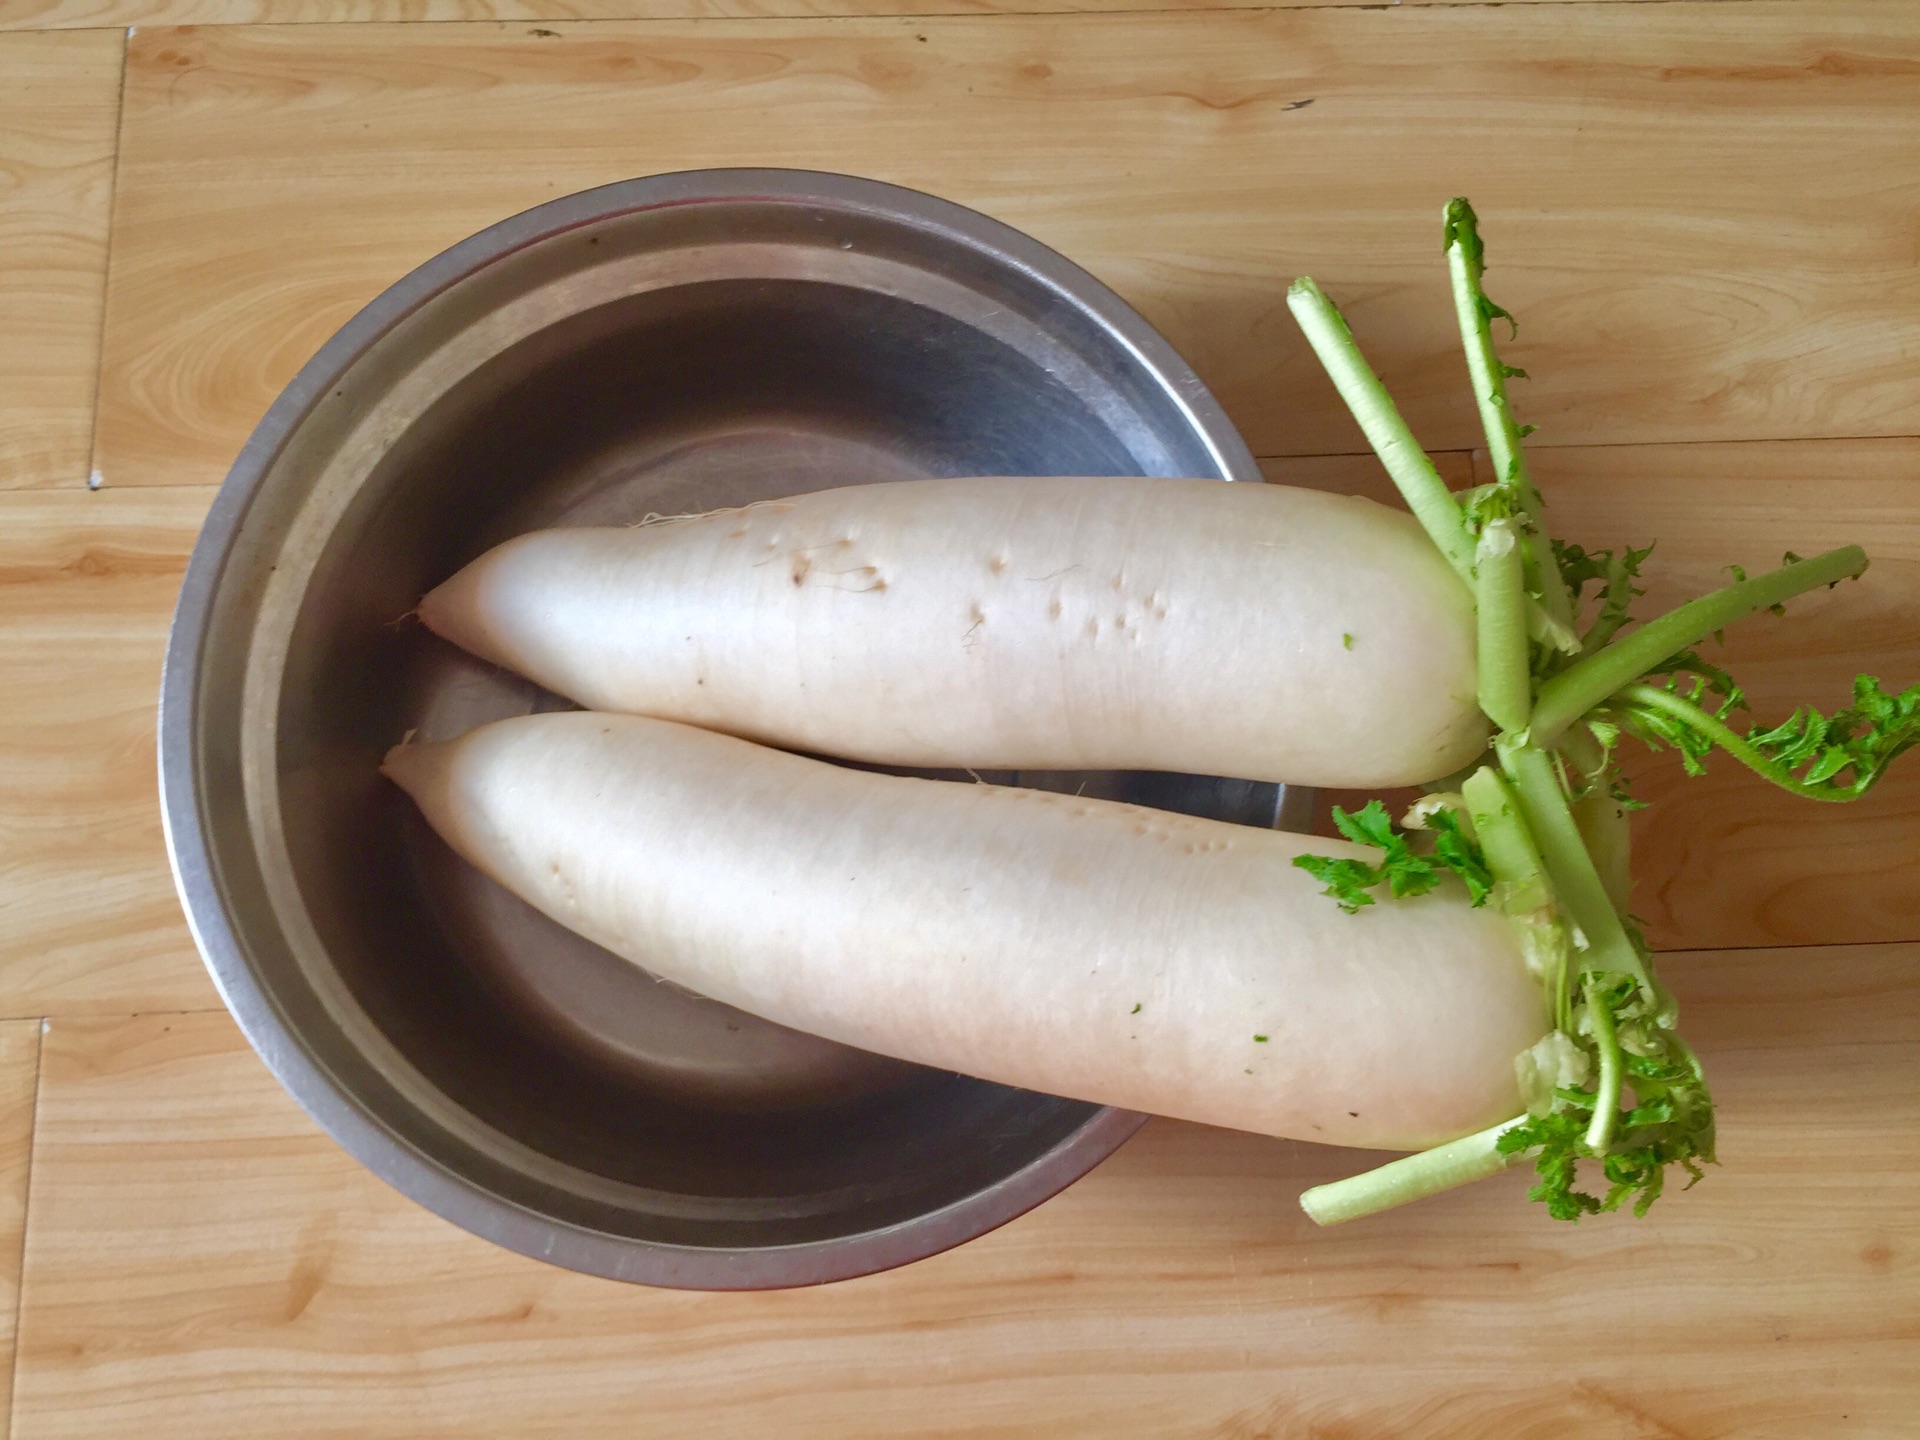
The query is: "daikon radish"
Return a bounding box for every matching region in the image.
[382,712,1544,1151]
[418,477,1486,789]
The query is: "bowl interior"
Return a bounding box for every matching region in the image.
[187,180,1281,1279]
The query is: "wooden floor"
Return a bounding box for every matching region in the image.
[1,2,1916,1434]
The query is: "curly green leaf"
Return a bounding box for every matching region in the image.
[1612,674,1920,801]
[1292,800,1493,913]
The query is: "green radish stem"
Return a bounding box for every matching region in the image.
[1496,740,1648,989]
[1555,723,1609,795]
[1570,789,1634,917]
[1476,519,1532,733]
[1461,766,1551,916]
[1443,198,1580,647]
[1462,765,1574,1031]
[1286,278,1478,587]
[1582,975,1626,1153]
[1443,199,1538,512]
[1532,546,1868,743]
[1522,544,1584,656]
[1299,1117,1525,1225]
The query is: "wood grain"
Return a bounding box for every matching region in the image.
[0,489,220,1019]
[0,0,1660,34]
[1261,448,1476,503]
[93,3,1920,489]
[13,945,1917,1438]
[0,31,122,491]
[0,1023,41,1440]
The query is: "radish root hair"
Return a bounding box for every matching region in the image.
[629,499,797,529]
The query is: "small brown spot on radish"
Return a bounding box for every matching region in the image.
[1085,617,1099,637]
[1048,596,1063,619]
[988,553,1008,575]
[790,554,812,586]
[870,577,888,592]
[1111,571,1124,590]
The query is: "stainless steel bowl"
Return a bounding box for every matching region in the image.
[160,170,1299,1289]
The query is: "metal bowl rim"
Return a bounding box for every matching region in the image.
[158,167,1256,1289]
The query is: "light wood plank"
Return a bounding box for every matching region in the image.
[0,30,122,490]
[0,1022,41,1440]
[0,489,221,1018]
[1261,447,1475,503]
[13,945,1917,1437]
[0,0,1667,34]
[94,4,1920,489]
[1267,436,1920,951]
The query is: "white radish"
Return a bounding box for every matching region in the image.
[420,477,1485,789]
[383,712,1544,1150]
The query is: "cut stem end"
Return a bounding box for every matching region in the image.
[1300,1118,1526,1226]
